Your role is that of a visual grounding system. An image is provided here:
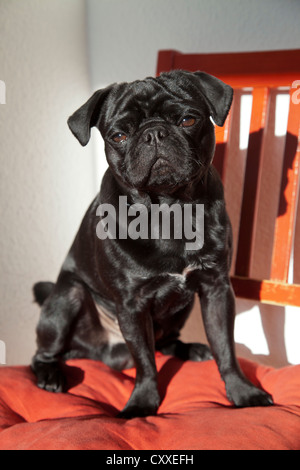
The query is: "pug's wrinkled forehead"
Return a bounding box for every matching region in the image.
[68,70,233,147]
[101,77,209,134]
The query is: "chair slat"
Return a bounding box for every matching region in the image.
[235,87,269,277]
[221,90,248,274]
[157,50,300,87]
[231,276,300,307]
[271,90,300,282]
[250,90,289,279]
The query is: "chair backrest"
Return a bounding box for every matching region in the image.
[157,50,300,307]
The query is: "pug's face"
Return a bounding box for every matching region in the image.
[68,71,233,194]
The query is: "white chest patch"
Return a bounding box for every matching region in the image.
[166,264,201,284]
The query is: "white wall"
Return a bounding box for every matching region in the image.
[86,0,300,368]
[0,0,96,364]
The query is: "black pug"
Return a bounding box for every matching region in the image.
[32,70,273,419]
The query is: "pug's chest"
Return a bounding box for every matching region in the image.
[163,264,203,290]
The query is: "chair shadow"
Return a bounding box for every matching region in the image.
[62,362,85,390]
[61,362,120,416]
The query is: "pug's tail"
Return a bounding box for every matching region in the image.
[33,282,55,306]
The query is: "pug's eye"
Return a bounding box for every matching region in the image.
[180,116,196,128]
[113,133,127,143]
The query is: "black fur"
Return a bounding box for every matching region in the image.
[32,71,273,418]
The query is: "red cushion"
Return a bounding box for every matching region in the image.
[0,354,299,450]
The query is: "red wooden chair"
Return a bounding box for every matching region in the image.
[157,49,300,307]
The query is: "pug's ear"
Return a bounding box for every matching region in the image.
[193,72,233,127]
[68,85,113,146]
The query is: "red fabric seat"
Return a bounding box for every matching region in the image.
[0,354,299,450]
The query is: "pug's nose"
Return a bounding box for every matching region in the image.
[143,126,169,145]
